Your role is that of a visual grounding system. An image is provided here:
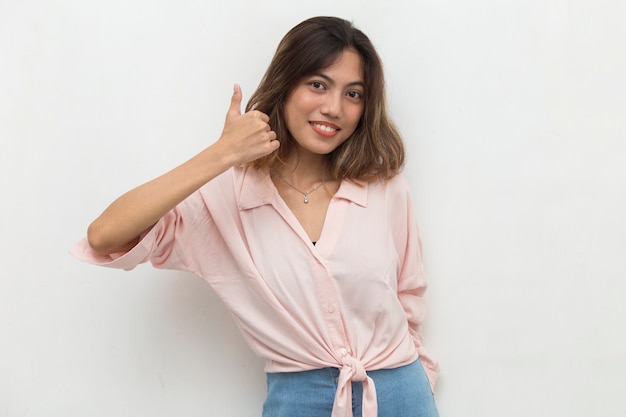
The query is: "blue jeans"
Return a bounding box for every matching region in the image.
[262,360,439,417]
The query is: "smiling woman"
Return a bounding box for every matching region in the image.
[71,16,439,417]
[246,17,405,183]
[283,49,364,158]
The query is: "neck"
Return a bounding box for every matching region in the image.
[271,152,341,205]
[275,154,329,188]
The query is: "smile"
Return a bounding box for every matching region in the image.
[310,122,340,137]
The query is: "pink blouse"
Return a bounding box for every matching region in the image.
[71,166,439,417]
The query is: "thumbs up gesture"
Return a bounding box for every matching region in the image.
[216,84,279,166]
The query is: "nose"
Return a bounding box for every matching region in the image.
[320,91,342,118]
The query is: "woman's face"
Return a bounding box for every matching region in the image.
[283,48,365,159]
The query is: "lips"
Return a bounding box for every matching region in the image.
[310,121,340,137]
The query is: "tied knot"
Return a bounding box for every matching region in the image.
[340,355,367,382]
[332,355,378,417]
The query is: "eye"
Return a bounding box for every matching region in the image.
[310,81,325,90]
[346,90,363,99]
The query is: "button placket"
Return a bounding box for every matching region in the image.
[309,247,352,365]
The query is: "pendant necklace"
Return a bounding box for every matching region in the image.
[278,177,326,204]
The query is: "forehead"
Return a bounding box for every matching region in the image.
[316,48,364,82]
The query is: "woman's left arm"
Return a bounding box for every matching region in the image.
[394,178,440,390]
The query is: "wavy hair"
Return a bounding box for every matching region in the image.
[246,16,404,181]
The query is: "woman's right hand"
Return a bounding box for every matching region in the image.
[86,84,279,255]
[213,84,279,166]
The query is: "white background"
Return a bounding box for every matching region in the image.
[1,0,625,416]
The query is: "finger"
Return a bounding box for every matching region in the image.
[269,135,280,151]
[247,109,270,123]
[256,111,270,123]
[226,83,242,120]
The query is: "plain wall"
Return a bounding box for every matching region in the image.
[1,0,625,416]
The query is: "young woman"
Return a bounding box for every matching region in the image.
[72,16,440,417]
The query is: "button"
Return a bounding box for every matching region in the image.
[340,348,348,356]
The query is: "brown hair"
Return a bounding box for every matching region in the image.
[246,16,405,181]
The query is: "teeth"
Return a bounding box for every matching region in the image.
[313,123,337,132]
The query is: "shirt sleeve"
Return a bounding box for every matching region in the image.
[393,177,440,391]
[69,191,212,276]
[69,226,158,271]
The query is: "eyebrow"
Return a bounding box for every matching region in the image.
[313,72,365,89]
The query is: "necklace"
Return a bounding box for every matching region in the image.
[278,177,326,204]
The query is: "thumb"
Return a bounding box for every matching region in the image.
[226,83,242,119]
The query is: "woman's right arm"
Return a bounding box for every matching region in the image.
[87,84,279,255]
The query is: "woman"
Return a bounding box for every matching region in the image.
[72,16,439,417]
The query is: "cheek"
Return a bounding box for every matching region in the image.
[285,100,310,128]
[347,106,364,129]
[283,101,302,131]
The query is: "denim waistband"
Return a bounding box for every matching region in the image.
[262,359,439,417]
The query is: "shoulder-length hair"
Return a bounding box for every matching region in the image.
[246,16,404,181]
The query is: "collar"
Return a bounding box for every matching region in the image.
[236,166,369,210]
[236,166,276,210]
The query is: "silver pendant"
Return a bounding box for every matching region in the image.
[304,193,309,204]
